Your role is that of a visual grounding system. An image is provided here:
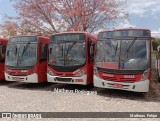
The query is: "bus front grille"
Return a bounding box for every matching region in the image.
[8,72,28,76]
[119,78,137,82]
[103,77,117,81]
[55,77,73,82]
[102,77,137,82]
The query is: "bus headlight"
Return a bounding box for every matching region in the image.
[75,69,85,77]
[47,68,55,76]
[94,67,99,76]
[141,69,149,81]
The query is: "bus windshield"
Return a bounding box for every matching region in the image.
[5,43,37,68]
[48,41,86,66]
[95,38,149,70]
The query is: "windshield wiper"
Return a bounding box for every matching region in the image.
[66,41,76,57]
[55,43,63,56]
[13,44,18,55]
[22,42,30,57]
[63,41,77,66]
[114,41,118,56]
[126,37,138,58]
[15,47,17,55]
[99,38,119,57]
[126,37,138,52]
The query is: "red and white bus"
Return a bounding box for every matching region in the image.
[94,28,153,92]
[0,38,8,80]
[5,35,49,83]
[47,32,97,85]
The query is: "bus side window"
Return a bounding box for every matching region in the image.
[40,44,47,62]
[88,39,95,63]
[0,45,6,62]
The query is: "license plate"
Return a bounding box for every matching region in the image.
[12,77,21,81]
[113,83,123,88]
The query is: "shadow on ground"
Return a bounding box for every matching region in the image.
[5,80,95,92]
[96,69,160,103]
[2,57,160,103]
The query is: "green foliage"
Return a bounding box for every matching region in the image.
[156,38,160,46]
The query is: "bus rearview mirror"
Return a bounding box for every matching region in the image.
[50,48,52,54]
[7,50,9,56]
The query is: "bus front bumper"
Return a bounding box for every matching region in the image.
[5,73,38,83]
[94,75,149,92]
[47,74,88,85]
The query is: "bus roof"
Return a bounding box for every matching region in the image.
[114,28,150,32]
[52,31,90,35]
[98,28,151,38]
[100,28,150,32]
[10,35,48,39]
[53,31,96,35]
[9,35,49,44]
[52,31,97,40]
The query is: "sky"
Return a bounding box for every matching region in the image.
[0,0,160,37]
[119,0,160,37]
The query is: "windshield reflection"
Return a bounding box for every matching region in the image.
[6,43,37,67]
[95,39,149,70]
[48,42,86,66]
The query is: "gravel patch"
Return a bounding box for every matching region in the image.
[0,57,160,120]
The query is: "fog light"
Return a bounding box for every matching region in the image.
[47,68,55,76]
[75,69,85,77]
[141,69,149,81]
[94,67,99,76]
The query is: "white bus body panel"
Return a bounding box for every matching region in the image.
[94,75,149,92]
[5,73,38,83]
[47,74,88,85]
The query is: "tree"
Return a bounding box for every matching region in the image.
[0,20,19,38]
[1,0,127,36]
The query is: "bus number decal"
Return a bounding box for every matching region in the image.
[124,75,135,78]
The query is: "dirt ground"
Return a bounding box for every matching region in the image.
[0,56,160,121]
